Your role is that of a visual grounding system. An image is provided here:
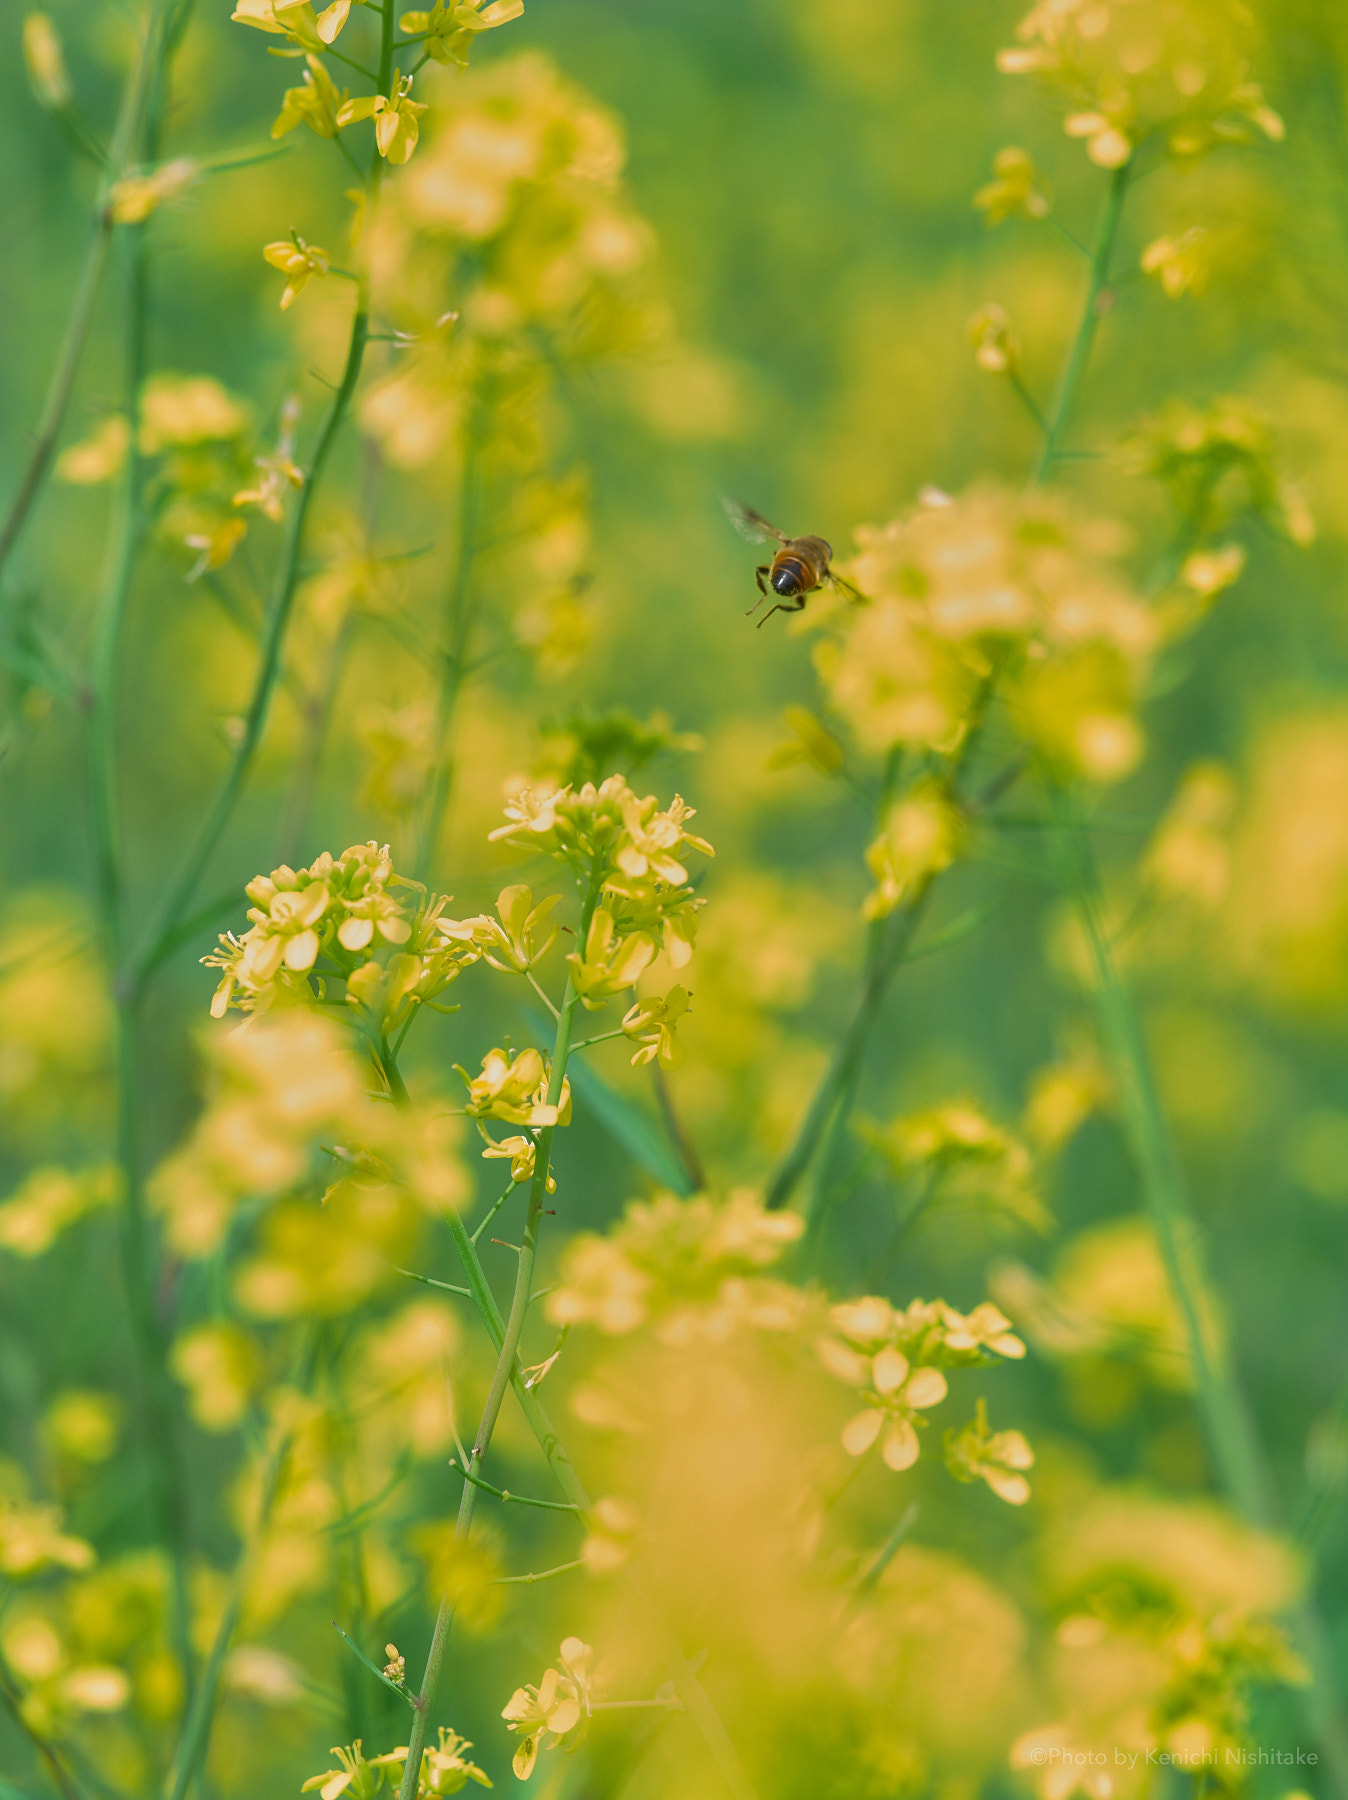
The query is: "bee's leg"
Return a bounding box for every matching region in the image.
[755,596,806,629]
[746,567,773,616]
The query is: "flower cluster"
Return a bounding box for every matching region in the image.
[547,1189,804,1342]
[303,1729,493,1798]
[492,774,711,1050]
[974,145,1051,225]
[817,1294,1027,1478]
[1012,1491,1303,1799]
[1121,396,1313,546]
[458,1045,571,1131]
[862,780,965,920]
[826,484,1160,785]
[863,1100,1050,1234]
[501,1637,592,1780]
[148,1014,465,1311]
[203,841,475,1034]
[997,0,1283,170]
[0,1496,95,1579]
[359,54,661,474]
[0,1164,122,1258]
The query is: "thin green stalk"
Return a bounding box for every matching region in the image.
[1024,158,1348,1793]
[494,1558,585,1586]
[86,0,199,1711]
[1031,160,1130,482]
[1054,790,1348,1794]
[765,881,934,1213]
[413,398,485,880]
[0,1670,88,1800]
[132,288,372,989]
[398,948,584,1800]
[766,710,996,1218]
[0,4,169,589]
[438,1173,760,1800]
[164,1341,314,1800]
[276,610,353,864]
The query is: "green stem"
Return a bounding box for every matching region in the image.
[439,1172,761,1800]
[85,0,198,1712]
[0,1670,88,1800]
[494,1558,585,1585]
[164,1337,315,1800]
[0,3,168,589]
[470,1178,521,1244]
[413,396,485,880]
[1031,160,1130,483]
[765,882,933,1213]
[1052,787,1348,1795]
[449,1462,582,1512]
[132,286,372,990]
[397,962,582,1800]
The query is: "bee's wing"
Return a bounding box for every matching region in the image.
[827,570,866,603]
[723,497,790,547]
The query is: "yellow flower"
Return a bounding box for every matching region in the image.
[0,1498,95,1578]
[863,780,965,920]
[263,234,331,310]
[1063,108,1133,168]
[768,704,846,776]
[272,54,348,139]
[139,373,249,452]
[479,1134,537,1187]
[944,1398,1035,1505]
[55,415,130,485]
[233,0,351,46]
[1141,227,1210,299]
[301,1740,404,1800]
[581,1496,638,1574]
[399,0,523,68]
[967,301,1019,375]
[23,13,71,109]
[460,1048,570,1129]
[620,985,690,1070]
[42,1391,122,1464]
[616,791,713,886]
[939,1302,1026,1360]
[108,157,197,224]
[233,398,306,522]
[974,145,1050,225]
[565,908,657,1009]
[337,71,428,165]
[170,1323,263,1431]
[501,1638,591,1780]
[439,884,561,974]
[184,514,248,581]
[838,1348,949,1472]
[385,1725,494,1794]
[0,1164,122,1258]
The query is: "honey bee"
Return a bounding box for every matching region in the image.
[723,498,861,626]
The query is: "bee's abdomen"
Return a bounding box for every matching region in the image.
[771,554,813,597]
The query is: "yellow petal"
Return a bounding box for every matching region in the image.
[903,1366,948,1409]
[316,0,350,38]
[338,916,374,951]
[545,1695,580,1735]
[840,1408,883,1457]
[881,1417,920,1471]
[283,928,320,971]
[871,1345,910,1395]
